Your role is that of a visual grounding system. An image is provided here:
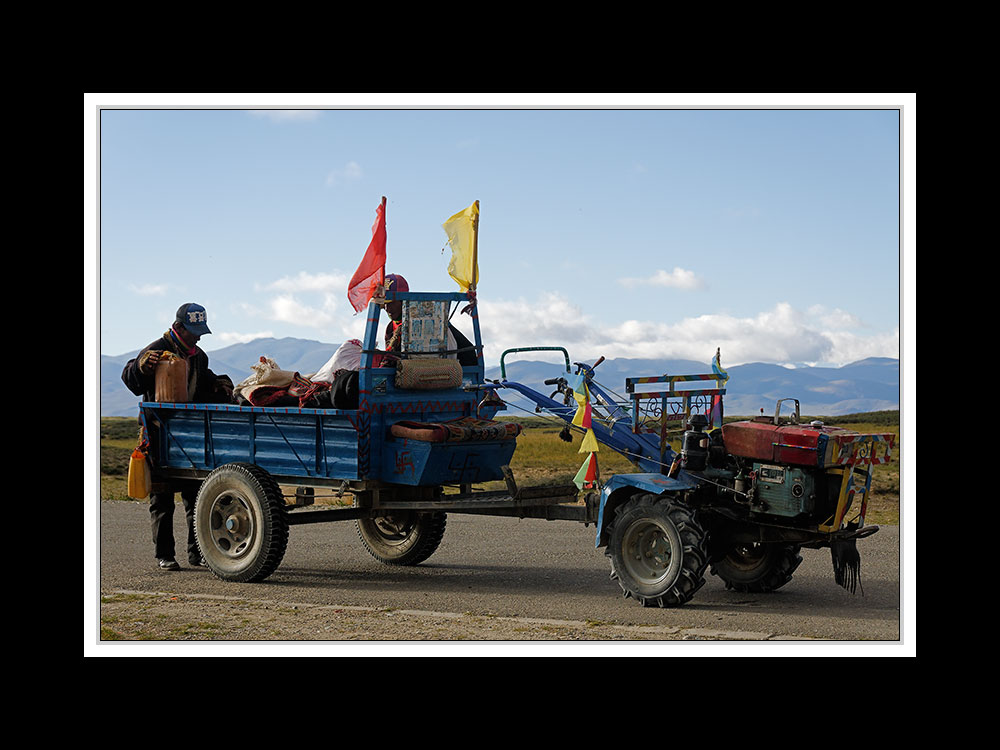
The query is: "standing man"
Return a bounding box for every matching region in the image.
[121,303,234,570]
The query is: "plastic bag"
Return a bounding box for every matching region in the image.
[312,340,362,383]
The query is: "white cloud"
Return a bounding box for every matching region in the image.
[230,282,899,369]
[267,294,336,329]
[249,110,321,123]
[806,304,865,330]
[618,267,705,290]
[478,293,897,368]
[129,283,169,296]
[326,161,363,186]
[258,271,349,294]
[821,327,900,364]
[240,270,367,340]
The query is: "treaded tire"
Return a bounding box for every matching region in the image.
[605,493,708,607]
[357,511,447,566]
[194,463,289,582]
[710,543,803,593]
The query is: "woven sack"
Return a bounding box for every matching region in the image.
[394,358,462,390]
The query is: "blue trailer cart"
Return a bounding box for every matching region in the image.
[139,289,893,607]
[140,291,589,585]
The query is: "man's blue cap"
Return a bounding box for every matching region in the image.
[175,303,211,336]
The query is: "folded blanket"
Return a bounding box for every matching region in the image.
[236,363,331,408]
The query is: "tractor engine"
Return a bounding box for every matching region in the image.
[718,414,892,529]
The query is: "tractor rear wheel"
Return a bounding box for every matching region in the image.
[356,511,447,566]
[606,493,708,607]
[710,542,803,593]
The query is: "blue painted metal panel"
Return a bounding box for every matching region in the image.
[142,403,360,480]
[380,438,517,486]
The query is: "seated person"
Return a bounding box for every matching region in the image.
[307,275,477,408]
[379,274,478,367]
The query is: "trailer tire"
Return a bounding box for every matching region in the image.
[606,493,708,607]
[710,542,802,593]
[194,463,288,583]
[357,511,447,566]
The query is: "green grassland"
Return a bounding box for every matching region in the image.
[99,410,900,524]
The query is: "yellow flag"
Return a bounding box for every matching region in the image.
[579,428,600,454]
[443,200,479,291]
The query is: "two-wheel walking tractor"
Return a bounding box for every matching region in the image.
[137,289,893,607]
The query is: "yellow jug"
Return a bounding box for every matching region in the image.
[128,446,151,500]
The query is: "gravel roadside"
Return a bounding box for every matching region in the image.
[98,590,793,644]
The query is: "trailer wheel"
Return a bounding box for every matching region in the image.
[194,463,288,583]
[606,493,708,607]
[356,511,446,566]
[710,543,802,593]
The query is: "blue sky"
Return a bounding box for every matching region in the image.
[91,95,910,370]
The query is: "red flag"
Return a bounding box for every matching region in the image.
[347,196,387,313]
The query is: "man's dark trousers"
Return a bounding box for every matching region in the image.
[150,491,198,562]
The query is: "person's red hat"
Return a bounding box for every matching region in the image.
[384,274,408,292]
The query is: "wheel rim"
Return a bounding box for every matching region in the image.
[621,517,677,587]
[208,491,256,559]
[726,543,769,573]
[371,515,415,546]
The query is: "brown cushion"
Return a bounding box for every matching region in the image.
[390,417,522,443]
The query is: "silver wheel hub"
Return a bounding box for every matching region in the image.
[623,519,676,586]
[209,493,255,558]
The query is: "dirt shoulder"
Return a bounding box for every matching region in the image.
[98,590,787,645]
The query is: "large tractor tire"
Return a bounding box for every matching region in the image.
[710,542,803,593]
[357,511,447,566]
[605,493,709,607]
[194,463,289,583]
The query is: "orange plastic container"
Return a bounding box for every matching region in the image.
[155,356,189,402]
[128,447,151,499]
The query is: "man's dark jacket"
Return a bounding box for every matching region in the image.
[121,331,232,403]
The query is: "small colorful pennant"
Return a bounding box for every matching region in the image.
[573,453,598,490]
[579,428,600,454]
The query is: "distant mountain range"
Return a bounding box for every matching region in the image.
[100,337,900,419]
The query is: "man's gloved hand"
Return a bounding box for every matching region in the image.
[214,375,235,402]
[139,350,166,374]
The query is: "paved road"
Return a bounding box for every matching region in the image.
[96,500,904,643]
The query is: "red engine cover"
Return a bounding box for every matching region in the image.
[722,419,858,467]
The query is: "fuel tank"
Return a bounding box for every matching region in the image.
[721,418,893,468]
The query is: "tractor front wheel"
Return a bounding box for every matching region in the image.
[606,493,708,607]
